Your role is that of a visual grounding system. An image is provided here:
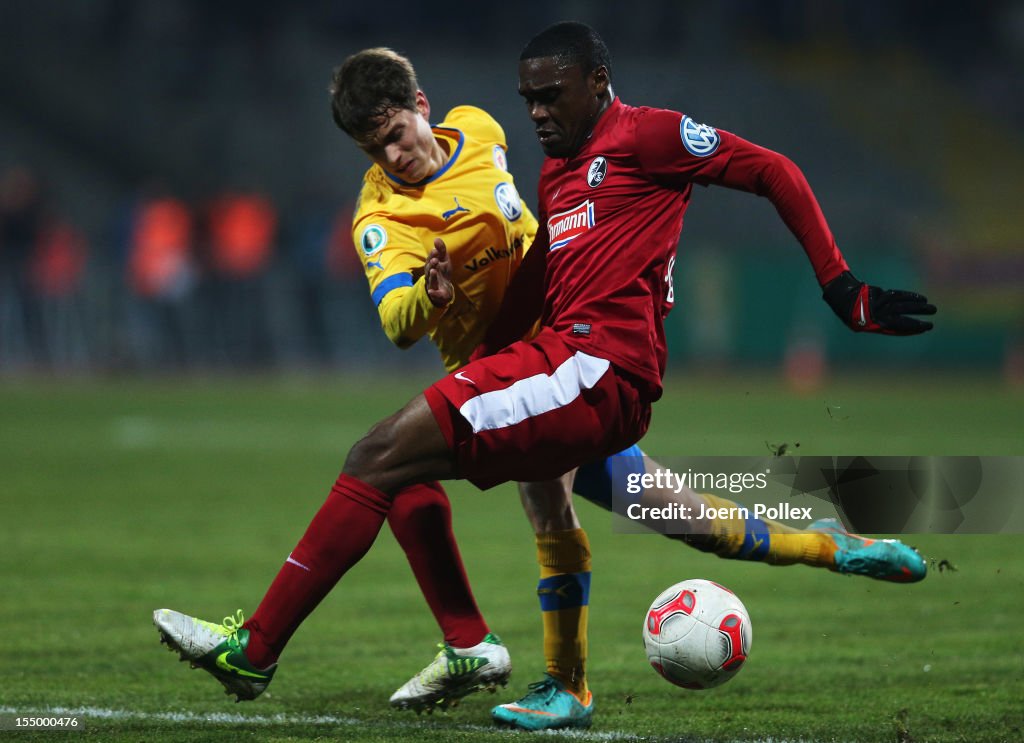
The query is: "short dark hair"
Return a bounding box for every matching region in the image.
[519,21,611,76]
[329,48,419,139]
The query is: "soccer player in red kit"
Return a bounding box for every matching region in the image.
[153,21,934,730]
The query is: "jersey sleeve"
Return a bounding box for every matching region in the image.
[353,215,450,349]
[635,108,849,285]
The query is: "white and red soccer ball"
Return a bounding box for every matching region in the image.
[642,579,752,689]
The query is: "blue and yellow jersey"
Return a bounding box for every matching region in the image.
[352,106,537,372]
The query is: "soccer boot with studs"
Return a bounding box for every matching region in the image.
[492,674,594,731]
[389,632,510,713]
[809,518,927,583]
[153,608,276,701]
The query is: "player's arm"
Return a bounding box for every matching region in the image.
[716,142,937,334]
[376,266,454,349]
[637,111,935,335]
[356,221,453,349]
[470,224,549,361]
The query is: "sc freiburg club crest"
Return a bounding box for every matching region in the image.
[587,156,607,188]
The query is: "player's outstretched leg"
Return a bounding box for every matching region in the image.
[574,450,926,583]
[808,518,927,582]
[154,394,460,703]
[679,496,927,583]
[153,609,276,701]
[492,674,594,731]
[389,633,511,713]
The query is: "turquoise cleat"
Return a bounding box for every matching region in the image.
[492,675,594,731]
[809,518,927,583]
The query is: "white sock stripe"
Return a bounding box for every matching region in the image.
[285,555,311,572]
[458,351,610,433]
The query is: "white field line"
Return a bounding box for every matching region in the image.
[0,705,639,741]
[0,705,823,742]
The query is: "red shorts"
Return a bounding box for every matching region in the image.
[424,327,652,490]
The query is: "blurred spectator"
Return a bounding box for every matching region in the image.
[204,190,278,367]
[286,197,337,366]
[124,187,199,368]
[324,201,378,365]
[284,197,394,369]
[31,219,91,369]
[0,166,47,368]
[325,203,362,282]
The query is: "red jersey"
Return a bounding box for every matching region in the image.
[531,98,848,398]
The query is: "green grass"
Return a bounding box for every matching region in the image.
[1,373,1022,742]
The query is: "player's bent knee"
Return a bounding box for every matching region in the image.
[341,396,455,492]
[343,417,400,482]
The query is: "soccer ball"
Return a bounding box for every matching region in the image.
[642,579,752,689]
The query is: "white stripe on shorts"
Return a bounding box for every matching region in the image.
[459,351,611,433]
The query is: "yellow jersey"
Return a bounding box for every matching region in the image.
[352,106,538,372]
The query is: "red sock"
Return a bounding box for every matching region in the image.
[388,482,489,648]
[243,473,390,668]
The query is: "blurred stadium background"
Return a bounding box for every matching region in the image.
[2,6,1023,740]
[0,0,1022,379]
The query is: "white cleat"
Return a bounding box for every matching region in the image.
[389,632,511,712]
[153,608,276,702]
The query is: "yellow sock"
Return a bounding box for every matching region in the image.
[698,493,836,569]
[536,528,591,697]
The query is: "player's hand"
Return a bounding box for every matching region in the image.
[425,238,454,308]
[822,270,936,335]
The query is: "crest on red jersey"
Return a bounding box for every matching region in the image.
[587,156,607,188]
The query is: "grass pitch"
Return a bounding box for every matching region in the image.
[1,373,1021,742]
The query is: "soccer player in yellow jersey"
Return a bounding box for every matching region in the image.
[352,106,535,372]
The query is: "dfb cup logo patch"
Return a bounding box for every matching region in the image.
[360,224,388,256]
[492,144,508,171]
[587,156,608,188]
[680,116,720,157]
[494,182,523,221]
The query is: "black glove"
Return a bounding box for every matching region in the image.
[822,271,936,335]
